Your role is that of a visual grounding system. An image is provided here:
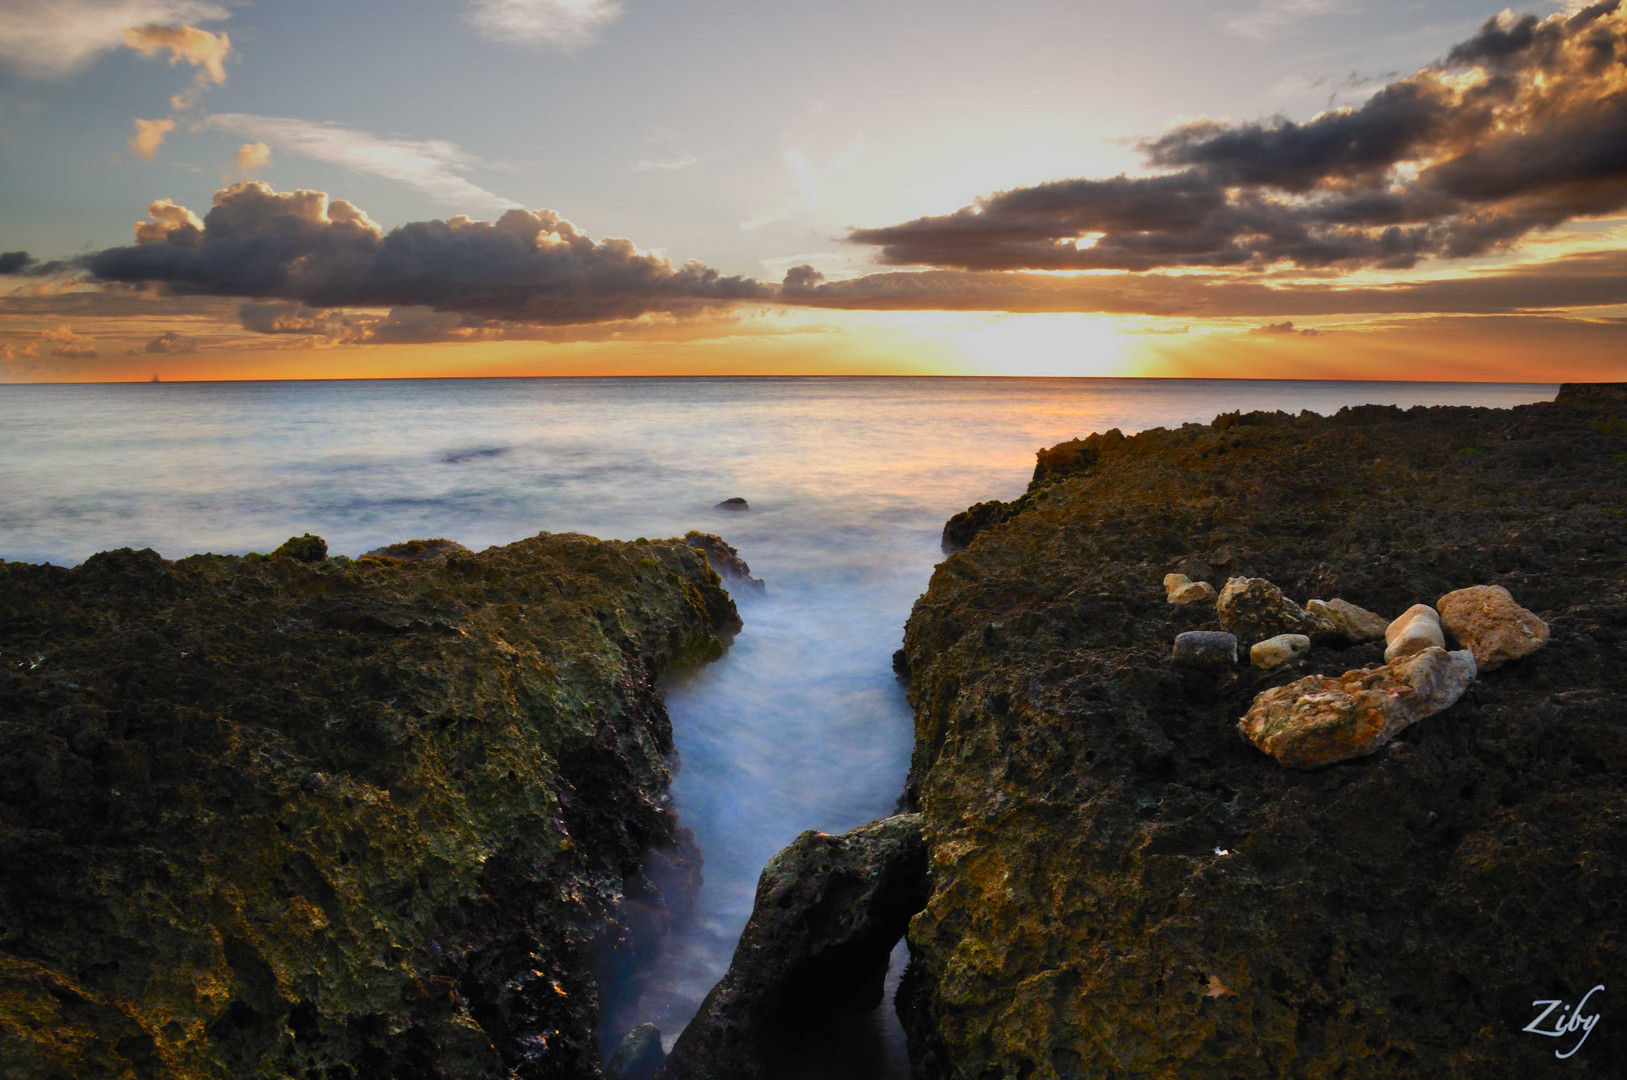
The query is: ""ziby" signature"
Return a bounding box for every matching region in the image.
[1523,984,1604,1059]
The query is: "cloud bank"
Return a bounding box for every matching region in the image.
[83,182,770,325]
[848,3,1627,274]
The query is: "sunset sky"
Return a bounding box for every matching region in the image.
[2,0,1626,382]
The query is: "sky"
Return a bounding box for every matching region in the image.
[2,0,1626,382]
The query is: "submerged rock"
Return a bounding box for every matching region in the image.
[661,814,928,1080]
[1249,632,1310,669]
[715,497,751,511]
[1384,602,1445,662]
[1305,597,1388,642]
[0,533,738,1080]
[1238,646,1477,767]
[1437,584,1549,671]
[608,1023,665,1080]
[1172,630,1237,667]
[684,531,766,594]
[1216,576,1334,645]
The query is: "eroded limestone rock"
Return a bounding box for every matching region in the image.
[684,531,766,594]
[1437,585,1549,671]
[1217,576,1335,645]
[1250,633,1311,669]
[1164,573,1217,605]
[1238,646,1477,768]
[660,814,929,1080]
[1384,603,1444,662]
[1306,598,1388,643]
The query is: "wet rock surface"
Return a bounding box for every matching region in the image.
[896,386,1627,1078]
[1438,584,1550,671]
[0,533,739,1080]
[661,814,928,1080]
[683,532,766,594]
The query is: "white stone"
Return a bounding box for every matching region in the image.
[1384,604,1444,662]
[1250,633,1312,669]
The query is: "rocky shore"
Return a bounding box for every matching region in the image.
[892,384,1627,1077]
[0,533,738,1079]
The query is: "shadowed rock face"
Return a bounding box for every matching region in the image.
[0,533,739,1080]
[661,814,929,1080]
[896,387,1627,1079]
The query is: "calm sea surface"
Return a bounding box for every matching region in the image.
[0,377,1556,1074]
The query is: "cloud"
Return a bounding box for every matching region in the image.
[848,3,1627,274]
[131,329,196,354]
[234,141,272,177]
[632,154,698,172]
[464,0,623,50]
[1250,320,1321,336]
[84,182,770,325]
[1224,0,1342,37]
[50,344,100,359]
[42,324,100,358]
[0,251,35,275]
[128,116,175,160]
[206,114,518,210]
[779,247,1627,317]
[0,343,40,360]
[0,0,227,78]
[121,21,229,84]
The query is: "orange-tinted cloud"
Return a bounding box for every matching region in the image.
[127,117,175,160]
[849,3,1627,273]
[233,141,272,177]
[122,22,230,84]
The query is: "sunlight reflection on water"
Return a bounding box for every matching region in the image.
[0,376,1556,1075]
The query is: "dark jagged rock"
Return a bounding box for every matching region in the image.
[683,532,765,594]
[941,500,1015,553]
[661,814,928,1080]
[269,532,327,562]
[714,498,750,512]
[361,537,470,562]
[607,1022,665,1080]
[896,388,1627,1078]
[0,533,739,1080]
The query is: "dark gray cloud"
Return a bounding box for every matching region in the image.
[848,2,1627,273]
[85,182,771,325]
[131,330,197,355]
[781,248,1627,317]
[1250,321,1320,336]
[0,251,34,274]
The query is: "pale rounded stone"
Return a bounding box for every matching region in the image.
[1164,572,1191,594]
[1306,598,1388,643]
[1384,604,1444,662]
[1173,631,1237,667]
[1238,646,1477,768]
[1170,580,1217,605]
[1436,584,1550,671]
[1250,633,1311,669]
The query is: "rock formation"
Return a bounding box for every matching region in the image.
[683,532,766,594]
[0,533,739,1080]
[1238,646,1477,767]
[1216,576,1335,645]
[1437,584,1550,671]
[895,385,1627,1078]
[1305,597,1388,643]
[1384,603,1445,662]
[660,814,928,1080]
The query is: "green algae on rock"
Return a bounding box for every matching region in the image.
[895,386,1627,1078]
[0,532,739,1080]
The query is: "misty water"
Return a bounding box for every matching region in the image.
[0,376,1556,1074]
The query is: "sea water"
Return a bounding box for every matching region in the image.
[0,377,1556,1075]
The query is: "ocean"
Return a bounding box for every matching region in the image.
[0,376,1557,1075]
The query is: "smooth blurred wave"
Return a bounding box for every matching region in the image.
[0,376,1556,1075]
